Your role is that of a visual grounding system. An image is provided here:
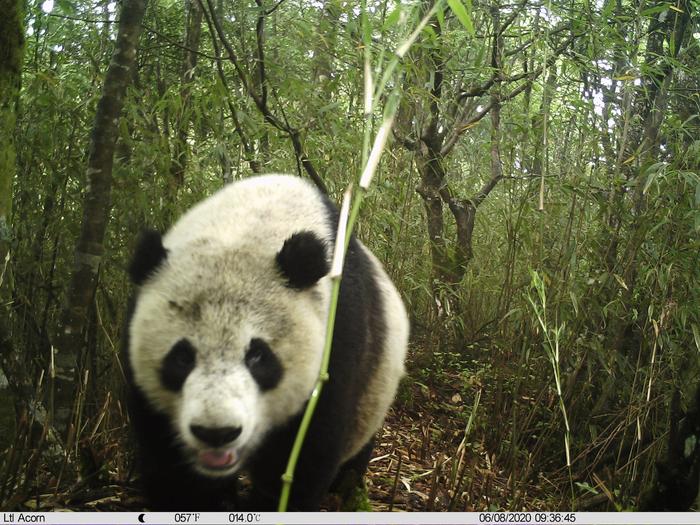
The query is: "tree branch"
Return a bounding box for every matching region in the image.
[200,0,260,173]
[497,0,529,37]
[481,2,504,210]
[199,0,328,193]
[442,31,577,156]
[393,128,420,151]
[254,0,268,109]
[264,0,287,16]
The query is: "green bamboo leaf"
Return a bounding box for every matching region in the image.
[447,0,475,36]
[642,162,665,194]
[569,291,579,316]
[436,3,445,29]
[640,4,669,15]
[601,0,615,19]
[384,5,402,30]
[55,0,76,14]
[423,24,438,40]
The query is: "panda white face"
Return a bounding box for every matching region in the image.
[129,232,331,478]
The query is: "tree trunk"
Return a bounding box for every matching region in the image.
[58,0,149,392]
[0,0,23,281]
[0,0,25,405]
[414,3,505,291]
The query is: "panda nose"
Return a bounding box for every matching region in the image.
[190,425,242,447]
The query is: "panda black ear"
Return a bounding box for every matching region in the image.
[129,229,168,285]
[276,231,329,289]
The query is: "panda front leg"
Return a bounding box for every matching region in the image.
[246,407,350,510]
[246,441,346,510]
[286,434,347,510]
[139,455,239,511]
[330,439,374,505]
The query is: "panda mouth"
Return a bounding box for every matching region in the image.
[197,448,240,472]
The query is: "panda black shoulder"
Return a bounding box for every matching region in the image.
[317,191,388,384]
[128,229,167,285]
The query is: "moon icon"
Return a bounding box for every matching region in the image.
[138,513,146,523]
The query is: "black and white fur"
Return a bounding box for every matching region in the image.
[123,174,409,510]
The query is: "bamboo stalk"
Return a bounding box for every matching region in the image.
[276,4,438,511]
[277,188,352,512]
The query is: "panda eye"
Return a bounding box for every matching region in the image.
[245,338,283,391]
[245,344,263,365]
[245,339,269,367]
[160,338,196,391]
[173,347,195,367]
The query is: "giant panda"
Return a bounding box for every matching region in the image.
[123,174,409,510]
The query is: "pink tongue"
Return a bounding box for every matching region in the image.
[199,450,235,468]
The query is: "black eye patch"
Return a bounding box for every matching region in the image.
[160,338,196,391]
[245,338,283,391]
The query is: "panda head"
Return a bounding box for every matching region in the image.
[127,228,330,478]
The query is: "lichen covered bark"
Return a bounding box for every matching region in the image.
[0,0,24,268]
[60,0,148,361]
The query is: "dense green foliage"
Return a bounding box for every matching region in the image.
[1,0,699,511]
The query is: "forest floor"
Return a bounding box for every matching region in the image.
[365,376,553,511]
[8,350,562,512]
[10,362,565,512]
